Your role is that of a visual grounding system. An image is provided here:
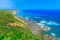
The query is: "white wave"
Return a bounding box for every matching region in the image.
[47,21,53,25]
[53,22,59,25]
[40,20,47,24]
[51,33,56,37]
[47,21,59,25]
[58,39,60,40]
[37,23,51,31]
[37,23,44,28]
[43,26,51,31]
[25,17,29,20]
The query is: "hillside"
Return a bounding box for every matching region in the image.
[0,10,40,40]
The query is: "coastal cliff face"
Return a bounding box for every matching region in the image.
[0,10,57,40]
[0,10,40,40]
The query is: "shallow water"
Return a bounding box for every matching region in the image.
[17,10,60,39]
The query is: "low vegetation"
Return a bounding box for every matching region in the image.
[0,10,40,40]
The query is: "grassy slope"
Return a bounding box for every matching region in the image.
[0,10,40,40]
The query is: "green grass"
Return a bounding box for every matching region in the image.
[0,26,40,40]
[0,10,42,40]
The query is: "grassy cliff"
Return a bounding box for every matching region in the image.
[0,10,40,40]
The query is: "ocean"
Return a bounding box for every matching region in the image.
[16,10,60,39]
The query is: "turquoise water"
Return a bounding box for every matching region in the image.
[17,10,60,39]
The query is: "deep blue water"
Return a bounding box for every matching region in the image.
[22,10,60,18]
[17,10,60,39]
[23,10,60,38]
